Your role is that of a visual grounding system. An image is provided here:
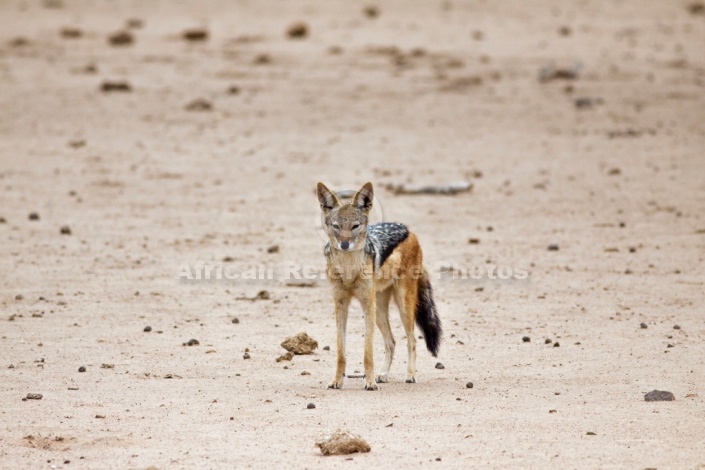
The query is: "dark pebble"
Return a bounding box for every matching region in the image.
[230,416,234,420]
[60,225,71,235]
[101,81,131,92]
[673,325,681,330]
[435,362,445,369]
[286,22,308,39]
[243,352,251,359]
[143,326,152,332]
[28,212,40,221]
[182,28,209,41]
[547,244,559,251]
[322,345,330,351]
[108,30,133,46]
[644,390,675,402]
[468,238,480,244]
[184,338,199,346]
[545,338,552,344]
[522,336,531,343]
[26,393,43,400]
[78,366,86,373]
[629,247,637,253]
[267,244,280,253]
[553,342,560,347]
[232,318,240,324]
[466,382,473,389]
[307,403,316,409]
[640,323,647,329]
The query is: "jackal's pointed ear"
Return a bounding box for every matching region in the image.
[352,182,374,212]
[317,182,340,213]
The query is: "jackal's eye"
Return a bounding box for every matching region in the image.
[332,223,340,231]
[352,223,360,230]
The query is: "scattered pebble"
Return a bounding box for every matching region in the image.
[185,98,212,112]
[673,325,681,330]
[232,318,240,324]
[316,430,370,456]
[586,431,596,436]
[78,366,86,373]
[545,338,552,344]
[466,382,473,389]
[125,18,144,29]
[60,27,82,39]
[60,225,71,235]
[267,244,280,254]
[143,326,152,332]
[26,393,43,400]
[95,414,106,419]
[254,54,271,65]
[553,342,560,348]
[301,371,310,376]
[645,390,675,402]
[522,336,531,343]
[243,352,251,360]
[182,28,209,41]
[100,81,131,93]
[228,86,240,95]
[468,238,480,244]
[108,30,134,46]
[547,244,559,251]
[101,363,114,369]
[28,212,40,221]
[183,338,200,346]
[276,352,294,362]
[688,2,705,15]
[435,362,445,370]
[640,323,648,329]
[363,5,379,18]
[322,345,330,351]
[286,22,308,39]
[307,402,316,409]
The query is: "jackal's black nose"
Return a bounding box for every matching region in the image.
[340,241,350,250]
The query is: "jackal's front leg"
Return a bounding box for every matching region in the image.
[327,293,350,390]
[361,290,378,391]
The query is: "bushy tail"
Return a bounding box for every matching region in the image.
[415,268,442,357]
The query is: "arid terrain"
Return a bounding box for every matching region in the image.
[1,0,704,468]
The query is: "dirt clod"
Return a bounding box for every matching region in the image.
[316,430,371,456]
[363,5,380,18]
[276,352,294,362]
[644,390,675,402]
[281,332,318,355]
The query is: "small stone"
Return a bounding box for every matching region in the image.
[185,338,199,346]
[28,212,40,221]
[100,81,131,92]
[553,342,560,347]
[435,362,445,370]
[673,325,681,330]
[286,22,308,39]
[232,318,240,324]
[230,416,234,420]
[95,414,106,419]
[15,294,23,300]
[26,393,43,400]
[468,238,480,244]
[182,28,209,41]
[101,363,114,369]
[301,371,310,376]
[143,326,152,332]
[645,390,675,402]
[60,27,82,39]
[322,345,330,351]
[78,366,86,373]
[640,323,647,329]
[307,403,316,409]
[60,225,71,235]
[276,352,294,362]
[545,338,552,344]
[466,382,473,389]
[363,5,380,18]
[522,336,531,343]
[243,352,251,360]
[185,99,212,112]
[629,247,637,253]
[267,244,280,254]
[228,86,240,95]
[586,431,596,436]
[547,244,559,251]
[108,30,133,46]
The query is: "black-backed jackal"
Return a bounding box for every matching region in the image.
[317,182,443,390]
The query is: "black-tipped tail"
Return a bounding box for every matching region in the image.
[415,269,442,357]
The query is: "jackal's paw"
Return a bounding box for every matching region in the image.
[375,374,388,384]
[364,381,379,391]
[327,379,343,390]
[405,377,417,384]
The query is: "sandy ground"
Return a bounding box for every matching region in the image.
[1,0,705,468]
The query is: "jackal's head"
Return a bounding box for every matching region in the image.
[317,182,374,252]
